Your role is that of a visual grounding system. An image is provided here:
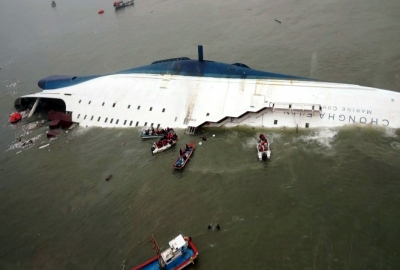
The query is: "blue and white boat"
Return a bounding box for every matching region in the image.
[13,46,400,132]
[133,234,198,270]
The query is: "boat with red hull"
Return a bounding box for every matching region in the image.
[132,234,198,270]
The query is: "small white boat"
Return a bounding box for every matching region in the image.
[151,138,177,154]
[257,134,271,161]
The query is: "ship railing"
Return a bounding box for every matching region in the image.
[185,126,196,135]
[271,103,322,117]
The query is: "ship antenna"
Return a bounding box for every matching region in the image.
[149,234,165,269]
[198,45,203,62]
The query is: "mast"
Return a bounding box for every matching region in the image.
[149,234,164,269]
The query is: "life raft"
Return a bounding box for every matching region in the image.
[9,112,22,124]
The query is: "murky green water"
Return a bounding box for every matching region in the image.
[1,0,400,269]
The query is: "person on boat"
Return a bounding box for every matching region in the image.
[260,134,266,141]
[185,144,191,151]
[179,149,183,155]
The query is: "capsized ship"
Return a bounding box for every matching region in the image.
[14,46,400,133]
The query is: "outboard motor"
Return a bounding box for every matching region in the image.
[262,152,267,160]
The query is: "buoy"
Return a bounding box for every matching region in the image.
[98,9,104,14]
[9,112,22,124]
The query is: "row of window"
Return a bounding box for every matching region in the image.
[76,113,163,127]
[273,119,310,128]
[78,100,166,112]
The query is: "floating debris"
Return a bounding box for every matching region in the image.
[39,144,49,149]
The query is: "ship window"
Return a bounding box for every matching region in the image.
[116,119,119,124]
[151,123,153,127]
[102,102,105,106]
[89,101,91,105]
[289,105,292,109]
[144,122,147,126]
[105,118,108,123]
[137,106,141,110]
[162,108,165,112]
[135,121,139,126]
[206,113,210,116]
[98,117,101,122]
[129,121,133,126]
[110,118,113,124]
[77,114,80,119]
[157,124,160,128]
[79,100,81,103]
[84,115,87,120]
[274,120,277,125]
[113,103,116,107]
[90,116,94,121]
[128,105,131,109]
[174,117,177,122]
[150,107,153,111]
[124,120,127,125]
[305,123,309,128]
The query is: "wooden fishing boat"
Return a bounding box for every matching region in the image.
[132,234,198,270]
[173,143,195,170]
[113,0,134,9]
[140,128,173,139]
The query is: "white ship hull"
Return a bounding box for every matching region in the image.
[15,46,400,130]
